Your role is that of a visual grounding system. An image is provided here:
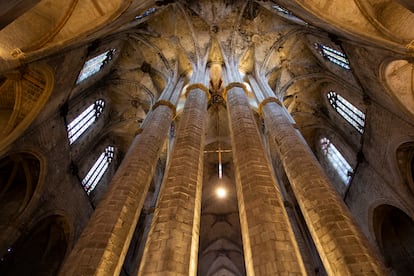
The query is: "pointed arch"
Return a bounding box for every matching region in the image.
[373,205,414,274]
[0,0,132,65]
[327,91,365,133]
[0,64,54,154]
[0,214,71,275]
[81,145,115,194]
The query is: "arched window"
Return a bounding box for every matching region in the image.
[315,43,350,69]
[76,49,115,84]
[135,7,156,20]
[272,4,290,15]
[82,146,115,195]
[320,137,353,185]
[271,4,308,25]
[67,99,105,144]
[327,91,365,133]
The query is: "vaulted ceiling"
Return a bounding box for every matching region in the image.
[1,0,413,274]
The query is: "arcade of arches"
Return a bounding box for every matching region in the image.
[0,1,414,275]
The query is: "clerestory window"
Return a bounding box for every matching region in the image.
[67,99,105,144]
[327,91,365,133]
[82,145,115,195]
[315,43,350,69]
[135,7,156,20]
[76,49,115,84]
[271,4,308,25]
[272,4,291,15]
[320,137,353,185]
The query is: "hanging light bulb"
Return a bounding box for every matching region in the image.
[216,186,227,198]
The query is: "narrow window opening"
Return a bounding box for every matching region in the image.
[272,4,291,15]
[76,49,115,84]
[320,137,353,185]
[67,99,105,144]
[271,4,308,25]
[82,146,115,194]
[327,91,365,133]
[315,43,350,70]
[135,7,156,20]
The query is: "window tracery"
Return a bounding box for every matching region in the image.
[67,99,105,144]
[320,137,353,185]
[315,44,350,69]
[327,91,365,133]
[76,49,115,84]
[82,145,115,194]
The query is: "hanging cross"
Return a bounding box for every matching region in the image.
[204,149,232,179]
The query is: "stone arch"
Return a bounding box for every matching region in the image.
[354,0,414,43]
[0,151,44,233]
[396,141,414,195]
[394,0,414,12]
[372,204,414,274]
[380,58,414,118]
[198,237,245,275]
[294,0,412,48]
[0,64,54,155]
[0,0,131,64]
[0,214,71,275]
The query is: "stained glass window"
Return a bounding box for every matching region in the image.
[135,7,156,20]
[328,91,365,133]
[82,146,115,194]
[76,49,115,84]
[315,44,350,69]
[67,99,105,144]
[321,137,353,185]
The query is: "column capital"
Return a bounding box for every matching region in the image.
[258,97,282,116]
[184,83,211,100]
[152,99,176,118]
[223,82,249,100]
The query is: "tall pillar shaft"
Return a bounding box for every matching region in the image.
[60,80,182,276]
[260,99,387,275]
[138,85,209,276]
[225,84,305,275]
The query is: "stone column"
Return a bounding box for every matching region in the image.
[250,75,322,274]
[138,84,210,276]
[255,80,388,274]
[224,82,306,275]
[59,79,184,276]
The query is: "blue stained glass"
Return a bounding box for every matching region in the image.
[135,7,156,20]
